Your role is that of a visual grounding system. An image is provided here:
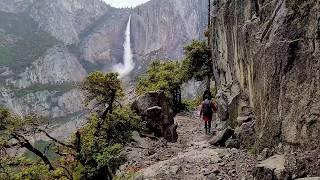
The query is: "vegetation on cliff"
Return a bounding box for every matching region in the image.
[0,72,142,180]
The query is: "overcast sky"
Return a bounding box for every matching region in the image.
[103,0,150,8]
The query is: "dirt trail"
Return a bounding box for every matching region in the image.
[118,114,256,180]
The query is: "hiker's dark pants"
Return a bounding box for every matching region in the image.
[205,120,212,133]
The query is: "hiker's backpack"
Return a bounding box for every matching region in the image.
[203,99,213,117]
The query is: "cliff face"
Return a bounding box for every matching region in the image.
[0,0,207,135]
[210,0,320,150]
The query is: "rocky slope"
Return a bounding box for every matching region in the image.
[0,0,207,134]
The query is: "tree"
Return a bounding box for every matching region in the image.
[0,72,142,180]
[136,60,183,112]
[76,108,142,180]
[81,72,124,118]
[79,71,142,179]
[0,107,75,179]
[182,40,213,89]
[0,108,54,171]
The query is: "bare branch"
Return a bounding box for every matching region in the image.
[37,129,75,149]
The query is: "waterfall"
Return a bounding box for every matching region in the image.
[112,15,135,77]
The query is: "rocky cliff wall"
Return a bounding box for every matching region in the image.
[210,0,320,151]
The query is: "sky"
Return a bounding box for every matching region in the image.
[103,0,150,8]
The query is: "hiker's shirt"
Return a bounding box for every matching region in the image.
[200,100,217,122]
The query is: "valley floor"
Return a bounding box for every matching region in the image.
[118,113,256,180]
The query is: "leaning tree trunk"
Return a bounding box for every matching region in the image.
[12,133,54,171]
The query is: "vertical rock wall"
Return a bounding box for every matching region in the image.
[210,0,320,151]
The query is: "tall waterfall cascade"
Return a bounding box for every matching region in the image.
[112,15,135,77]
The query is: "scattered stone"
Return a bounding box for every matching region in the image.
[213,168,220,174]
[254,155,288,180]
[206,174,218,180]
[218,162,225,167]
[209,127,234,146]
[171,165,182,174]
[296,178,320,180]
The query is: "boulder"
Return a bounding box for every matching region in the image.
[225,138,240,149]
[209,127,234,146]
[235,120,255,149]
[131,91,177,142]
[254,155,288,180]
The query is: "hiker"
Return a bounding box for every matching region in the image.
[200,93,217,134]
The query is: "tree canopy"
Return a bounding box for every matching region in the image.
[81,72,124,117]
[136,60,182,96]
[136,60,183,112]
[181,40,212,88]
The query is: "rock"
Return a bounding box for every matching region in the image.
[170,165,182,174]
[296,178,320,180]
[237,115,253,125]
[254,155,288,180]
[213,168,220,174]
[209,127,234,146]
[131,131,150,149]
[132,91,178,142]
[216,91,229,121]
[215,121,228,131]
[225,138,240,149]
[206,174,218,180]
[235,121,255,149]
[257,148,272,161]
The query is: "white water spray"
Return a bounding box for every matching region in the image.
[113,15,135,77]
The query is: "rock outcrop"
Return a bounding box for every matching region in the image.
[210,0,320,151]
[132,91,178,142]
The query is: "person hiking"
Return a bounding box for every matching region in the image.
[200,93,217,134]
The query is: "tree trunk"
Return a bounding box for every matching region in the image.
[12,133,54,171]
[101,91,116,119]
[208,0,211,45]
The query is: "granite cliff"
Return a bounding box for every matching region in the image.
[210,0,320,151]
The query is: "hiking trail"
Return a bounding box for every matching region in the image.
[118,113,256,180]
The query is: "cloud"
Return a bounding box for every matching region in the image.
[103,0,150,8]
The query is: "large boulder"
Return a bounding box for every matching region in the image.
[209,127,234,146]
[235,120,256,149]
[131,91,178,142]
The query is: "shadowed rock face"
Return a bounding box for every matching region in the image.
[210,0,320,151]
